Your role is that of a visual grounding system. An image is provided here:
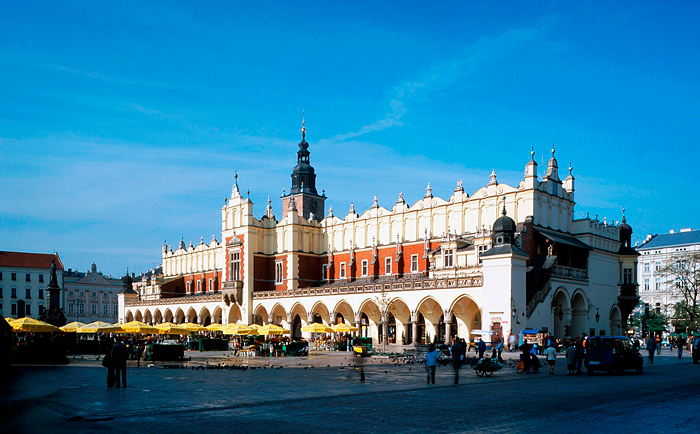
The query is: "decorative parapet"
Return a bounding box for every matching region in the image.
[125,293,221,307]
[252,274,483,300]
[551,265,588,280]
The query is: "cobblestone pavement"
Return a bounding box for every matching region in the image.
[2,350,699,434]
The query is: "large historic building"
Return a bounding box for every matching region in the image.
[120,124,639,343]
[63,263,123,324]
[0,251,64,319]
[637,228,700,318]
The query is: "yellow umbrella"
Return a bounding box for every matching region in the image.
[332,323,358,333]
[182,323,207,332]
[206,323,224,331]
[60,321,86,332]
[255,324,289,336]
[156,322,188,335]
[12,317,60,333]
[220,323,252,336]
[121,321,159,334]
[301,323,334,333]
[77,321,123,333]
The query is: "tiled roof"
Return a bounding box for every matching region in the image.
[639,230,700,250]
[0,251,64,270]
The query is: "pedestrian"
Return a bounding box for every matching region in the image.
[575,336,585,374]
[495,339,504,362]
[646,334,656,364]
[508,333,517,352]
[112,335,129,388]
[451,337,464,384]
[565,342,577,375]
[425,344,439,385]
[477,337,486,359]
[102,337,115,387]
[676,335,686,360]
[655,334,662,355]
[544,344,557,375]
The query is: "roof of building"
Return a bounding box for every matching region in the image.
[0,251,64,270]
[639,230,700,250]
[536,227,591,250]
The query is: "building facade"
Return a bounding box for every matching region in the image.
[120,126,638,343]
[63,263,123,324]
[637,228,700,317]
[0,251,64,319]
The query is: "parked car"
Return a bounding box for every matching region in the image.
[584,336,643,374]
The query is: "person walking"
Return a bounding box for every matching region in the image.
[477,337,486,359]
[111,336,129,388]
[425,344,439,385]
[655,334,662,355]
[676,335,686,360]
[575,336,585,374]
[544,344,557,375]
[646,334,657,364]
[508,333,517,352]
[495,339,504,363]
[565,342,577,375]
[451,337,464,384]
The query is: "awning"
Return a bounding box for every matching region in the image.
[536,227,591,250]
[521,329,541,334]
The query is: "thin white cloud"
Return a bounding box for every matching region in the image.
[335,19,555,141]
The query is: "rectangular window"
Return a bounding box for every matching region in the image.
[91,304,97,315]
[186,281,192,294]
[11,273,17,281]
[655,262,661,271]
[322,264,328,281]
[644,262,650,272]
[0,288,2,298]
[644,279,649,291]
[38,289,44,299]
[11,304,17,315]
[68,290,73,296]
[230,252,241,281]
[623,268,633,284]
[385,257,392,275]
[339,262,346,279]
[444,249,454,268]
[275,262,284,284]
[103,304,108,315]
[0,303,3,313]
[11,288,17,298]
[26,304,31,316]
[68,303,74,314]
[197,280,202,292]
[114,305,118,315]
[26,288,31,299]
[411,255,419,273]
[103,292,108,298]
[92,291,96,298]
[209,279,213,292]
[0,272,2,280]
[39,305,45,315]
[655,302,661,314]
[361,260,368,277]
[38,274,44,283]
[26,273,31,282]
[478,245,489,264]
[655,278,661,291]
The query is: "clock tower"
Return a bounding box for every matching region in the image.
[281,118,326,220]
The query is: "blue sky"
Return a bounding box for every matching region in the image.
[1,1,699,277]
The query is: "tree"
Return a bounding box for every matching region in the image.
[642,311,669,333]
[660,251,700,332]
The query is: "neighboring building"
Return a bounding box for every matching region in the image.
[63,263,122,324]
[120,124,638,343]
[0,251,64,319]
[637,228,700,318]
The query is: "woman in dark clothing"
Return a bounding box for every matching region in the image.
[102,337,115,387]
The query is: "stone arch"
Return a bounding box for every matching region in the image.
[289,302,309,339]
[269,303,287,326]
[228,304,242,325]
[609,305,622,336]
[186,307,197,323]
[310,301,331,325]
[449,294,481,341]
[386,297,411,345]
[175,308,185,324]
[212,306,223,324]
[134,310,143,322]
[289,302,308,323]
[154,309,163,324]
[552,287,570,339]
[416,296,444,343]
[357,298,381,340]
[332,300,354,326]
[144,309,153,325]
[571,290,589,337]
[164,308,174,323]
[199,307,211,326]
[125,310,134,322]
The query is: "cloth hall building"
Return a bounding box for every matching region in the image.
[120,125,639,344]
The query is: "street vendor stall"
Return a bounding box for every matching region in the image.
[519,329,545,354]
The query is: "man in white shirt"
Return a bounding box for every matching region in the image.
[544,344,557,376]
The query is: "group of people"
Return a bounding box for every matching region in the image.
[102,336,129,388]
[424,336,506,385]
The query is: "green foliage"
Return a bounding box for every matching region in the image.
[673,301,700,332]
[642,312,669,332]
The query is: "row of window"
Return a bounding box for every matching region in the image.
[2,303,45,316]
[67,303,118,316]
[642,262,662,272]
[0,272,45,283]
[0,288,44,299]
[185,279,217,293]
[643,278,663,291]
[331,254,423,281]
[67,290,116,298]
